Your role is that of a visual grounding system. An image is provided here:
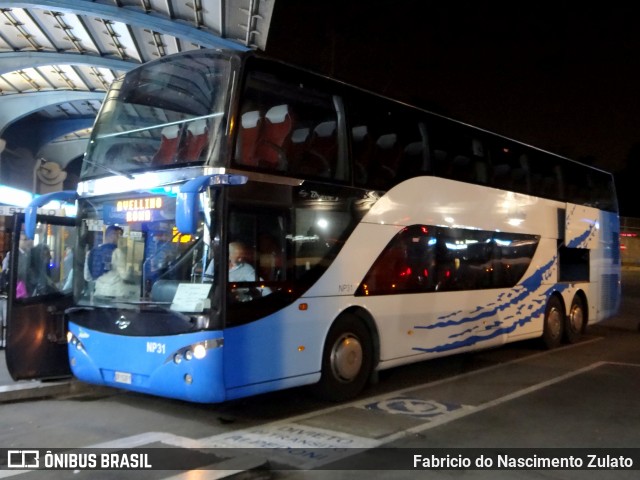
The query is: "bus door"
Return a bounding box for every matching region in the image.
[5,213,76,380]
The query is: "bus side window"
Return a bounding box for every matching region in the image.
[235,68,342,180]
[357,225,436,295]
[347,96,425,190]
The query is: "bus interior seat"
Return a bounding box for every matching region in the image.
[352,125,373,184]
[397,141,425,180]
[491,164,511,189]
[258,234,284,281]
[236,110,263,166]
[152,124,182,166]
[541,175,560,197]
[288,127,311,175]
[305,120,337,177]
[179,119,209,162]
[531,173,543,194]
[474,160,489,184]
[255,104,292,170]
[370,133,400,188]
[451,155,473,182]
[432,149,449,176]
[510,167,529,193]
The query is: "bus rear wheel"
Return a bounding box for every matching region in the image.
[313,314,373,402]
[542,295,564,349]
[564,295,586,344]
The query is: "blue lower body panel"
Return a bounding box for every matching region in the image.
[67,323,225,403]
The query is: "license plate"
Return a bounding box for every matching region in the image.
[114,371,132,384]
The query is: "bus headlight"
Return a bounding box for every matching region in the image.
[67,332,84,351]
[193,344,207,359]
[165,338,222,364]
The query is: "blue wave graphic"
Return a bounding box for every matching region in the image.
[412,256,569,354]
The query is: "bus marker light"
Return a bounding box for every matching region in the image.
[299,303,308,311]
[184,374,193,384]
[174,353,183,364]
[298,345,305,352]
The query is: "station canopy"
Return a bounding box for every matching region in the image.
[0,0,275,187]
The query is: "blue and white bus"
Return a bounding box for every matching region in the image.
[6,48,621,403]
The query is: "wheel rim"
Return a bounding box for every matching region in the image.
[330,333,363,383]
[569,303,584,333]
[547,307,563,340]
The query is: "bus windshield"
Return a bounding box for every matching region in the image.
[75,189,214,312]
[81,51,236,179]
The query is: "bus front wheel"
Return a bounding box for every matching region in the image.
[542,295,564,349]
[313,314,373,402]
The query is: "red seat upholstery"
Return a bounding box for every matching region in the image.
[304,120,337,177]
[255,104,292,170]
[236,110,262,166]
[179,119,208,162]
[152,124,181,166]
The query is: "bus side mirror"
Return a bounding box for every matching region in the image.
[25,190,78,239]
[176,174,247,234]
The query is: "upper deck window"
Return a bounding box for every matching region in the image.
[81,51,236,180]
[233,65,349,182]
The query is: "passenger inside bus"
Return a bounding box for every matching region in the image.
[84,225,131,298]
[26,244,57,297]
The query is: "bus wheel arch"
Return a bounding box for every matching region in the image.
[312,309,377,402]
[542,293,565,349]
[564,291,588,344]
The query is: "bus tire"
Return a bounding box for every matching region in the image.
[313,314,373,402]
[542,295,564,349]
[564,294,586,344]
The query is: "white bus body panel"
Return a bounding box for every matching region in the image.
[302,177,616,368]
[225,177,618,393]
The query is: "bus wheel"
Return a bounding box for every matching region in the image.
[313,314,373,402]
[564,295,586,344]
[542,295,564,349]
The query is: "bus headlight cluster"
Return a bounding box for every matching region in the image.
[168,339,222,365]
[66,332,85,351]
[172,343,208,364]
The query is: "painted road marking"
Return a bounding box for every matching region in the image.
[193,361,614,469]
[363,396,469,419]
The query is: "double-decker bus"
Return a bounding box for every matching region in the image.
[5,48,620,403]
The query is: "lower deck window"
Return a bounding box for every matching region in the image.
[356,225,540,296]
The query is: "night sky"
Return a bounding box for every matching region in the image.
[265,2,640,216]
